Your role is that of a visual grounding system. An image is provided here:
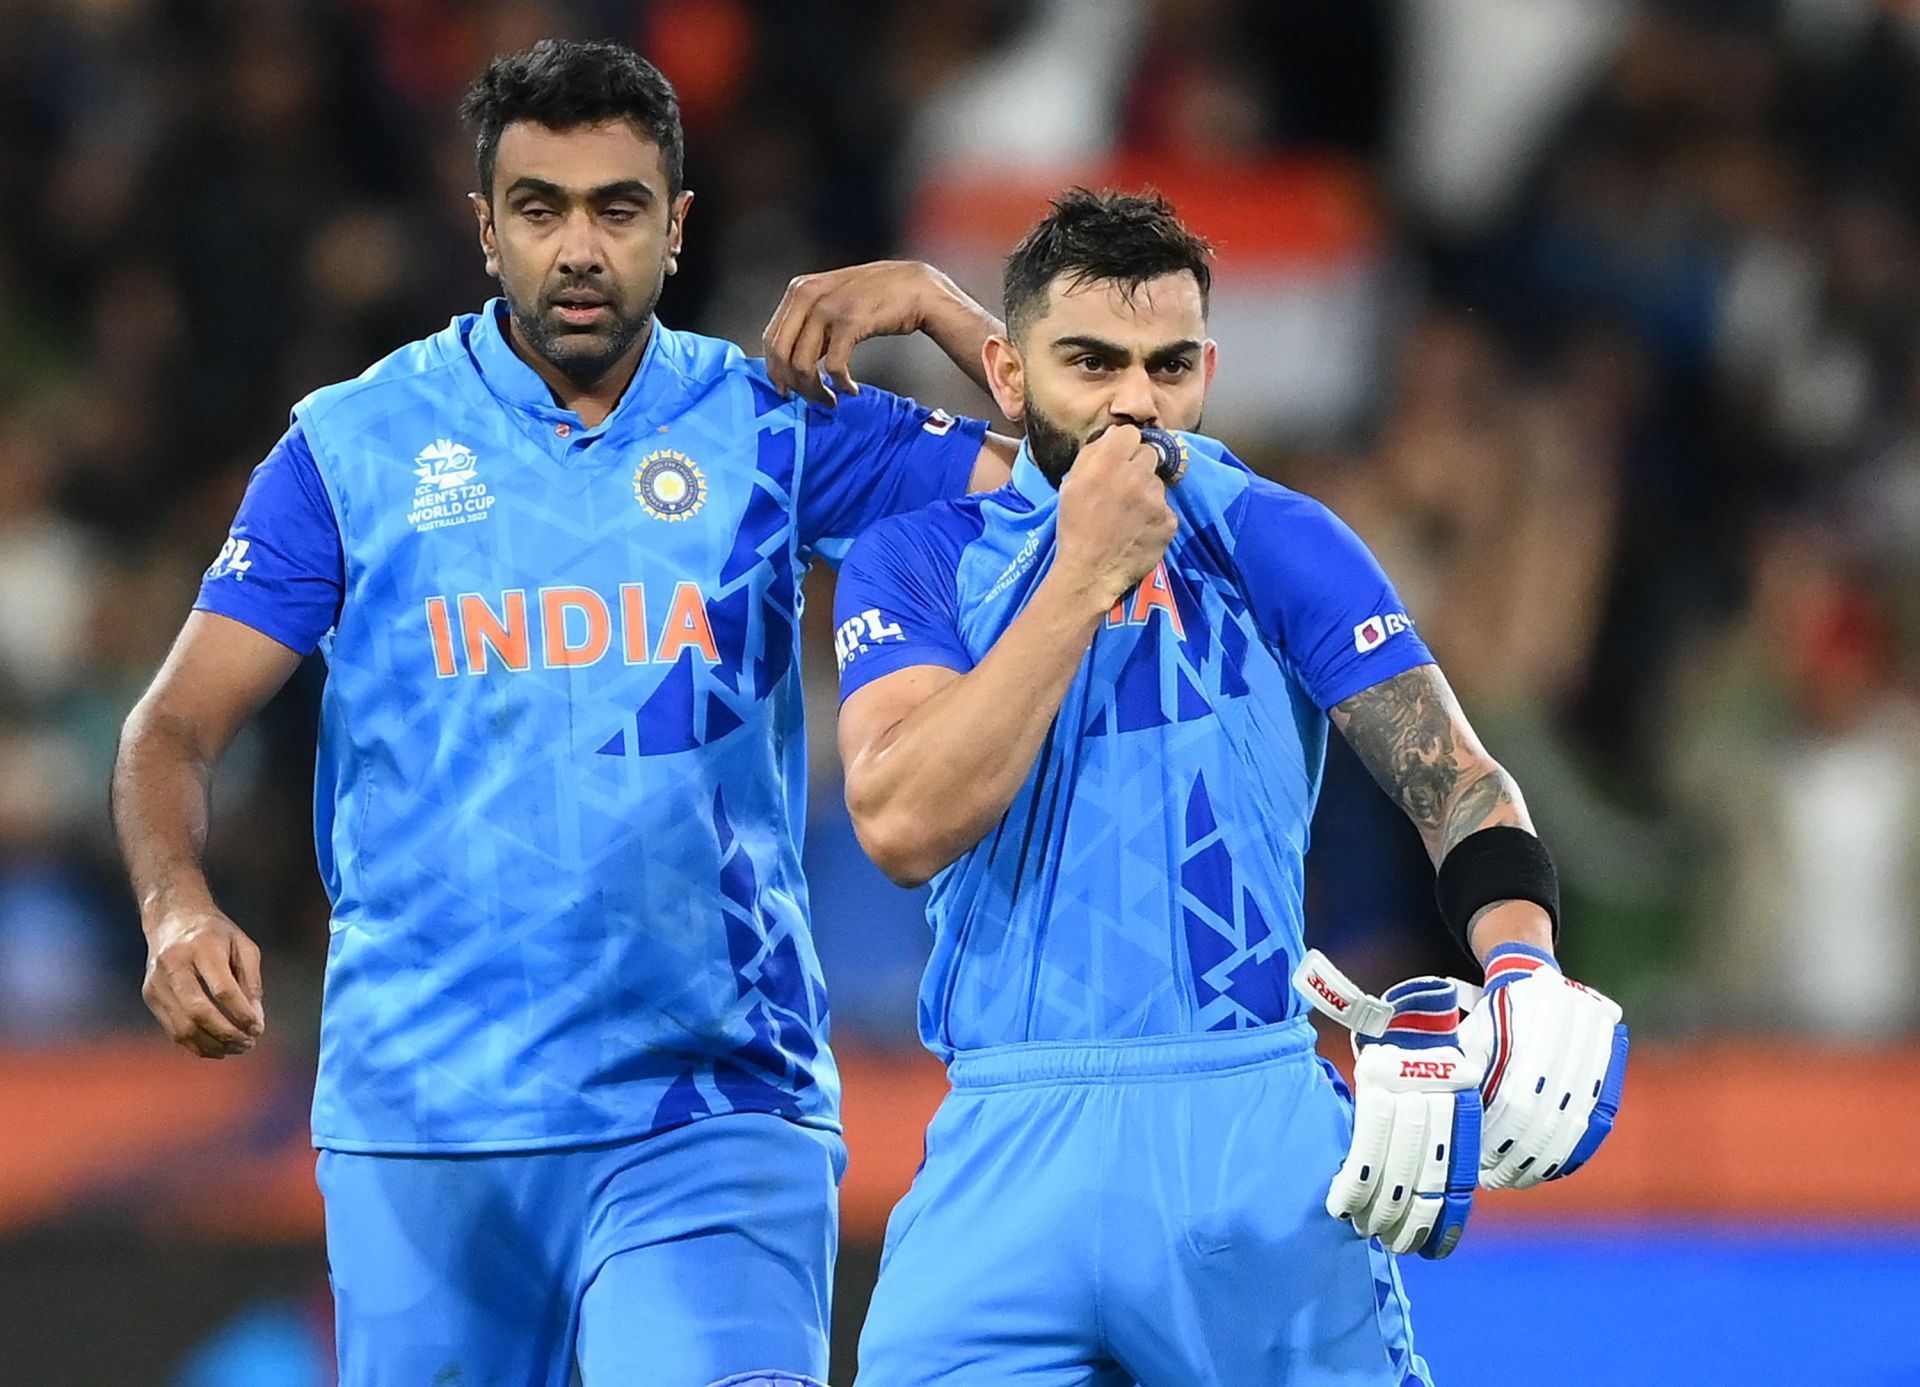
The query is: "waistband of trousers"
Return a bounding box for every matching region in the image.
[944,1016,1318,1090]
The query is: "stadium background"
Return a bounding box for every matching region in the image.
[3,0,1919,1381]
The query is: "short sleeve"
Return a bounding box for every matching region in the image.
[1230,479,1432,710]
[193,422,345,656]
[833,515,976,701]
[797,385,988,565]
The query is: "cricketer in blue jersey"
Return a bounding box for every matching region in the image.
[833,190,1627,1385]
[111,41,1017,1387]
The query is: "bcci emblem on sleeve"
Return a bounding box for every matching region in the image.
[634,449,708,521]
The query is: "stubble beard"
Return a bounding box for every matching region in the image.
[1022,396,1087,487]
[506,268,662,389]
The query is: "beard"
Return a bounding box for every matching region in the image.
[1022,396,1201,485]
[504,267,661,388]
[1022,395,1088,486]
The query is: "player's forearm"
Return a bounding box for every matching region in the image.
[1333,663,1555,963]
[846,574,1106,885]
[915,265,1003,398]
[112,704,220,928]
[1333,666,1534,864]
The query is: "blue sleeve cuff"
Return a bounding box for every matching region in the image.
[191,589,320,656]
[1310,641,1436,712]
[919,413,989,506]
[838,642,972,701]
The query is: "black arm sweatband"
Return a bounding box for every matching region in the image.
[1434,825,1560,958]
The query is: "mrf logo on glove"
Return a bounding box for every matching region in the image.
[1292,953,1481,1261]
[1295,942,1631,1265]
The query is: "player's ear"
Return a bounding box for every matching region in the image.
[983,334,1026,423]
[470,192,501,279]
[1202,339,1218,391]
[665,190,694,276]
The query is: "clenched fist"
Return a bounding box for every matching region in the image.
[1051,424,1179,614]
[142,907,266,1058]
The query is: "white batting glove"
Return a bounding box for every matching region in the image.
[1456,943,1628,1190]
[1293,952,1481,1260]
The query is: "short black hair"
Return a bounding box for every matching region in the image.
[1002,188,1213,340]
[460,39,684,200]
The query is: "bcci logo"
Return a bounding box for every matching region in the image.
[1157,432,1191,483]
[414,439,479,490]
[634,449,707,522]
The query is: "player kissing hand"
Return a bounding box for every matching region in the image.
[1050,425,1179,615]
[142,907,266,1058]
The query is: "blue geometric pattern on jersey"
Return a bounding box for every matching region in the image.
[198,300,980,1151]
[1181,775,1293,1031]
[834,436,1432,1058]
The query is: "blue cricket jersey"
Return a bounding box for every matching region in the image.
[833,437,1432,1058]
[195,300,985,1151]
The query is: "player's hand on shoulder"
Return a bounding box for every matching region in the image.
[1456,943,1628,1190]
[762,259,953,406]
[1294,953,1481,1260]
[1052,425,1179,613]
[142,907,266,1058]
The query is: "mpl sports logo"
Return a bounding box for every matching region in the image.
[409,439,494,534]
[1353,610,1414,653]
[834,607,904,672]
[206,535,255,582]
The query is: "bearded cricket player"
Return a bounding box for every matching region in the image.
[830,188,1628,1384]
[110,38,1015,1387]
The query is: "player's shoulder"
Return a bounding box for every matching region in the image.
[1170,430,1345,534]
[657,321,759,391]
[638,324,799,411]
[292,313,476,432]
[843,489,995,580]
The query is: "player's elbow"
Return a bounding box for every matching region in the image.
[118,692,208,770]
[848,803,946,888]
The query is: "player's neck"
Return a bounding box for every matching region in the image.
[509,315,654,429]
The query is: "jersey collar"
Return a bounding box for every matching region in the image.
[1009,442,1060,509]
[467,297,679,438]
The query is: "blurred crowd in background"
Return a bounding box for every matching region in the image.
[4,0,1920,1062]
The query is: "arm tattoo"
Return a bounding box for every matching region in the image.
[1331,665,1525,861]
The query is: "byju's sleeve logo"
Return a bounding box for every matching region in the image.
[834,607,905,672]
[1354,611,1414,653]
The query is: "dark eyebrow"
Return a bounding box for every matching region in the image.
[1051,335,1130,360]
[586,179,656,204]
[1144,340,1203,369]
[1051,335,1203,368]
[502,177,657,205]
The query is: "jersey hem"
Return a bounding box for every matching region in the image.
[309,1107,844,1155]
[942,1017,1316,1089]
